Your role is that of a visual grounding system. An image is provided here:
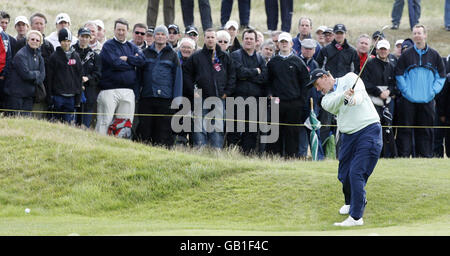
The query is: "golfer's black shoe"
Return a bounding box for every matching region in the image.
[391,24,399,30]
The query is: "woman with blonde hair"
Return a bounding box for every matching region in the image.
[3,30,45,116]
[216,30,231,52]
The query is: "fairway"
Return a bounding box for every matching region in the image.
[0,118,448,236]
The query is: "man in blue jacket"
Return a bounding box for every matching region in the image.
[395,24,446,157]
[135,25,182,147]
[96,18,145,135]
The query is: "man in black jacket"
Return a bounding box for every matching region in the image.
[266,32,310,158]
[183,28,236,148]
[47,28,82,123]
[74,27,101,129]
[227,29,268,154]
[435,55,450,157]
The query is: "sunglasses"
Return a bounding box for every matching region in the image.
[218,40,228,44]
[169,31,178,35]
[135,31,146,36]
[188,32,198,37]
[30,38,40,42]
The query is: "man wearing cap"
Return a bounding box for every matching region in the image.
[184,25,199,48]
[168,24,180,49]
[134,25,182,147]
[225,20,241,53]
[361,39,399,158]
[84,21,102,54]
[96,18,145,135]
[308,68,382,227]
[46,13,78,50]
[73,27,102,128]
[146,27,155,46]
[317,24,360,78]
[93,20,106,45]
[298,38,325,160]
[180,0,213,32]
[130,23,148,50]
[292,17,321,60]
[227,29,268,154]
[220,0,251,30]
[395,24,446,158]
[14,16,29,41]
[323,27,334,46]
[394,39,404,58]
[183,28,236,149]
[315,25,327,47]
[266,32,310,158]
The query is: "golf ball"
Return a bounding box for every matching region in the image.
[25,208,30,214]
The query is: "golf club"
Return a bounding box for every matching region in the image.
[344,25,390,105]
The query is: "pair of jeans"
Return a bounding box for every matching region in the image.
[220,0,251,27]
[53,95,75,123]
[445,0,450,27]
[180,0,213,31]
[391,0,421,29]
[147,0,175,27]
[192,99,225,149]
[264,0,293,32]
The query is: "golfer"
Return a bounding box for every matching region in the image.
[307,69,382,227]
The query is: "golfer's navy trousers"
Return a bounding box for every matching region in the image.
[338,122,382,219]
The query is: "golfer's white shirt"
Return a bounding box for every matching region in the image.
[321,72,380,134]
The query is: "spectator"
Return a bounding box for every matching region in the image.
[221,0,251,29]
[356,34,373,71]
[84,21,102,54]
[0,13,13,109]
[298,38,324,160]
[180,0,213,32]
[146,27,155,46]
[361,39,398,158]
[147,0,175,27]
[168,24,180,49]
[183,28,236,149]
[93,19,106,45]
[315,25,327,47]
[135,25,183,147]
[14,16,29,41]
[264,0,293,33]
[130,23,148,50]
[394,39,404,58]
[391,0,421,30]
[225,20,241,53]
[316,24,360,78]
[3,30,45,116]
[292,17,321,59]
[227,29,268,154]
[46,13,78,50]
[323,27,334,46]
[266,32,310,158]
[216,30,231,52]
[395,24,446,158]
[435,55,450,156]
[73,27,102,129]
[255,31,264,53]
[184,25,199,49]
[95,18,145,135]
[0,11,17,58]
[446,0,450,31]
[270,30,282,54]
[369,30,384,56]
[177,37,195,64]
[260,39,275,64]
[47,28,82,123]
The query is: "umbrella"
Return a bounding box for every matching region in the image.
[305,98,322,161]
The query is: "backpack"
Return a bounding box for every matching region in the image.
[107,118,132,139]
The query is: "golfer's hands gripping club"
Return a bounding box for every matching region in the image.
[344,88,357,106]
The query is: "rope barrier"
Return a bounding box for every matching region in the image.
[1,108,450,129]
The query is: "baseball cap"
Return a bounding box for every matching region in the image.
[376,39,390,50]
[14,16,29,26]
[185,25,198,36]
[306,69,329,88]
[225,20,239,30]
[395,39,404,46]
[168,24,179,34]
[372,30,385,40]
[93,19,104,30]
[55,13,71,25]
[147,26,155,34]
[78,27,91,37]
[323,28,334,34]
[278,32,292,42]
[58,28,72,42]
[301,38,317,49]
[315,25,327,33]
[333,24,346,33]
[401,38,414,52]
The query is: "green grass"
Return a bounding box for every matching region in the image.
[2,0,450,54]
[0,118,449,235]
